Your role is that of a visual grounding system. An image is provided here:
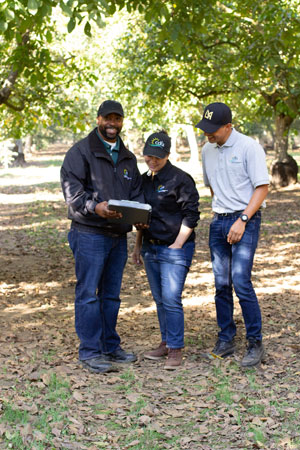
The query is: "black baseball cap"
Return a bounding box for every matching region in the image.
[97,100,124,117]
[196,102,232,133]
[143,132,171,159]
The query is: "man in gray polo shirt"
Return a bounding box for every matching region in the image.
[196,102,269,366]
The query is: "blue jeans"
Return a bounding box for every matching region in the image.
[209,212,262,342]
[68,228,128,360]
[141,241,195,348]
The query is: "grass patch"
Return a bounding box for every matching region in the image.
[1,404,29,425]
[0,373,72,448]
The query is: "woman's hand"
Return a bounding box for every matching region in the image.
[168,243,182,249]
[132,246,143,265]
[168,224,193,249]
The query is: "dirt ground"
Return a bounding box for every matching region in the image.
[0,144,299,449]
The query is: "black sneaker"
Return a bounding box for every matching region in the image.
[103,347,137,363]
[80,357,114,373]
[211,339,235,358]
[241,338,265,367]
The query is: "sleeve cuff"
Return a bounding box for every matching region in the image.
[86,200,98,214]
[182,217,199,229]
[253,180,270,188]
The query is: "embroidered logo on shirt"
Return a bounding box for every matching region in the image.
[123,169,132,180]
[157,184,168,193]
[230,156,241,163]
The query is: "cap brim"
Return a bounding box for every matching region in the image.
[99,109,124,117]
[143,146,169,159]
[195,119,222,133]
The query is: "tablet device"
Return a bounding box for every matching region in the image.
[108,199,152,224]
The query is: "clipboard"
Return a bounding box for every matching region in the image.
[108,199,152,224]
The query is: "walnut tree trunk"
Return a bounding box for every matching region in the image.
[10,139,26,167]
[271,114,298,188]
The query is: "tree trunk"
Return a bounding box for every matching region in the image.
[184,125,200,165]
[24,135,33,155]
[271,113,298,188]
[11,139,26,167]
[169,126,180,162]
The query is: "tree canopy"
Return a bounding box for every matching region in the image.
[0,0,299,184]
[0,0,166,137]
[111,0,300,185]
[114,1,300,134]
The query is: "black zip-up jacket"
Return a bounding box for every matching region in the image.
[142,161,200,244]
[60,128,144,235]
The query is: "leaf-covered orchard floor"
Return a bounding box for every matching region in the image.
[0,145,299,450]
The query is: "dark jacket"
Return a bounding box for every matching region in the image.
[142,161,200,244]
[61,128,144,235]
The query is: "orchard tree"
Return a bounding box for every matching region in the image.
[113,0,300,187]
[0,0,167,142]
[0,1,105,140]
[1,0,299,184]
[0,0,174,112]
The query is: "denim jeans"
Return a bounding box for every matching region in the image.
[68,227,128,360]
[209,211,262,342]
[141,241,195,348]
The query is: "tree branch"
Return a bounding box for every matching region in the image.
[260,91,280,107]
[0,32,30,107]
[0,70,19,104]
[2,99,25,111]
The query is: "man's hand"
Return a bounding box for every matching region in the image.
[95,201,122,219]
[227,219,246,244]
[134,223,149,230]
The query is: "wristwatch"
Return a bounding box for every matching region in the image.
[240,213,249,223]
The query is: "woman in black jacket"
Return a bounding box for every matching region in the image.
[133,131,200,369]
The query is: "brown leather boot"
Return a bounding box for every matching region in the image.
[144,342,168,360]
[164,348,182,370]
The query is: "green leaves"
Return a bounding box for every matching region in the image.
[60,2,73,17]
[0,19,8,31]
[27,0,40,15]
[67,17,76,33]
[84,20,91,36]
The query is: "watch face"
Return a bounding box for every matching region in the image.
[241,214,248,222]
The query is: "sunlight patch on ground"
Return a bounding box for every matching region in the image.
[0,192,63,204]
[265,329,300,340]
[0,282,15,292]
[0,218,69,231]
[0,166,61,186]
[0,162,63,204]
[1,302,74,316]
[3,303,54,314]
[119,294,215,316]
[0,280,62,293]
[187,272,214,285]
[183,295,215,306]
[256,283,300,294]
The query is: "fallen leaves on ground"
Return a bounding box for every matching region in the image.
[0,145,300,449]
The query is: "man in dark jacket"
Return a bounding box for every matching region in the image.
[61,100,144,373]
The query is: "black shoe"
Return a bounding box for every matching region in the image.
[103,347,137,363]
[211,339,235,358]
[241,338,265,367]
[80,357,114,373]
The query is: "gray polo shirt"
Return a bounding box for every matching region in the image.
[202,128,269,213]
